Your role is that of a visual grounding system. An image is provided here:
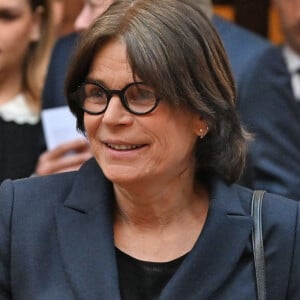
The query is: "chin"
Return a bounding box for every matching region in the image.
[101,165,144,185]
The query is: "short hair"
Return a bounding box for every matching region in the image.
[65,0,248,183]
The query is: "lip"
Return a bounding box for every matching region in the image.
[102,140,148,155]
[106,143,145,150]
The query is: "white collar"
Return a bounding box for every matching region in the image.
[282,45,300,74]
[0,94,39,125]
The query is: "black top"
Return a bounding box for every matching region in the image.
[116,247,188,300]
[0,118,45,183]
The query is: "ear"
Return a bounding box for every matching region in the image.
[29,6,44,42]
[193,116,209,139]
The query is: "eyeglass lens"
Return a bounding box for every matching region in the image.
[77,82,158,115]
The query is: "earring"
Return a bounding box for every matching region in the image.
[199,128,204,139]
[199,126,209,139]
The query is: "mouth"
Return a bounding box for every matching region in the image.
[105,143,146,151]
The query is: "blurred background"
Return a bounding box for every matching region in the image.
[58,0,281,43]
[213,0,283,44]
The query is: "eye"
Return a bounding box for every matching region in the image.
[85,84,106,100]
[126,84,155,102]
[0,10,19,21]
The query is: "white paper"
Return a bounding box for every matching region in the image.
[41,106,83,150]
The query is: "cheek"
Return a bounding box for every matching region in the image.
[1,23,32,54]
[144,117,197,172]
[84,114,101,146]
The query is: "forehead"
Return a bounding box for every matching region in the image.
[88,39,134,84]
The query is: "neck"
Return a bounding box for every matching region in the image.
[114,184,207,228]
[114,166,205,226]
[0,68,23,105]
[113,170,210,261]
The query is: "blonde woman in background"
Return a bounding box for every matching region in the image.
[0,0,54,183]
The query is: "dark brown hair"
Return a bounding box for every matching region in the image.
[65,0,248,183]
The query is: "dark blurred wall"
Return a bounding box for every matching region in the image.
[213,0,270,38]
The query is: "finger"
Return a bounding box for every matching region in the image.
[42,138,88,159]
[36,151,92,176]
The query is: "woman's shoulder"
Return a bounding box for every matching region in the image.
[236,184,299,225]
[0,171,77,209]
[236,184,299,259]
[0,172,79,243]
[234,185,300,296]
[0,158,108,213]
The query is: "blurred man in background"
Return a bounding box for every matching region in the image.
[238,0,300,200]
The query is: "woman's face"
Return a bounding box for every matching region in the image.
[0,0,41,78]
[84,39,205,186]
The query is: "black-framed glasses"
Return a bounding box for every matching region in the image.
[73,80,160,115]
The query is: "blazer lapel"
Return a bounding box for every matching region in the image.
[55,159,121,300]
[56,160,253,299]
[161,180,253,299]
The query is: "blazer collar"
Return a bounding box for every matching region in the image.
[55,158,121,300]
[161,179,253,299]
[56,159,253,299]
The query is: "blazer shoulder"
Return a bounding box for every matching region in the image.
[235,185,299,241]
[235,185,300,296]
[236,184,299,224]
[0,171,77,210]
[213,15,270,48]
[260,191,300,297]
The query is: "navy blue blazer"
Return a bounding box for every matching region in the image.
[213,16,271,85]
[0,159,299,299]
[41,16,271,109]
[238,46,300,200]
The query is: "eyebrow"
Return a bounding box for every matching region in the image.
[85,77,108,88]
[85,78,145,90]
[0,6,22,13]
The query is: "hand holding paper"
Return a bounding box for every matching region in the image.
[36,106,92,176]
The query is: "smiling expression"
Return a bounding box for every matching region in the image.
[84,38,205,187]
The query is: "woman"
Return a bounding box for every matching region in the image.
[0,0,299,299]
[0,0,54,182]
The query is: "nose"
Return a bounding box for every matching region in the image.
[101,95,133,126]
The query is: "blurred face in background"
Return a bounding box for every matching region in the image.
[74,0,114,31]
[274,0,300,54]
[0,0,42,80]
[52,0,64,33]
[52,0,84,37]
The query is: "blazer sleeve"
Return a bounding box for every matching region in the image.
[287,201,300,299]
[0,180,13,299]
